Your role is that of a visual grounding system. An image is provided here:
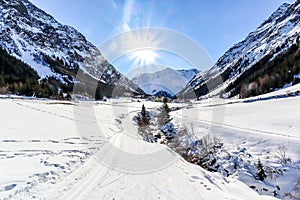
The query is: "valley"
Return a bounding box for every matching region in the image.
[1,92,299,199]
[0,0,300,199]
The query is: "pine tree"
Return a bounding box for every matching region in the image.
[137,104,149,127]
[0,74,5,86]
[66,92,72,100]
[141,104,146,117]
[256,159,267,181]
[95,86,103,100]
[158,98,171,127]
[163,98,170,113]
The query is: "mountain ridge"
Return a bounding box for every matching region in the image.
[179,1,300,99]
[131,67,199,97]
[0,0,144,98]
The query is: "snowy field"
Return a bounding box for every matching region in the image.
[172,95,300,198]
[0,91,299,199]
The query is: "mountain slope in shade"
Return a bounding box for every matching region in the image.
[131,67,199,97]
[0,0,143,97]
[180,1,300,99]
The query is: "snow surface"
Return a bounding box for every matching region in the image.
[0,97,283,200]
[171,87,300,198]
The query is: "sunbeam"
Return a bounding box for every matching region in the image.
[128,49,159,67]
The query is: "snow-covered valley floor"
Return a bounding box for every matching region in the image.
[171,95,300,199]
[0,94,299,199]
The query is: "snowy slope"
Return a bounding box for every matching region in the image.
[0,98,279,200]
[0,0,142,93]
[131,67,199,96]
[181,1,300,98]
[171,93,300,199]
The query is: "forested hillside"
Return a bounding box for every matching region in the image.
[227,43,300,98]
[0,46,54,97]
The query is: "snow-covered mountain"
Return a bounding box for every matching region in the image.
[131,67,199,97]
[180,1,300,99]
[0,0,143,97]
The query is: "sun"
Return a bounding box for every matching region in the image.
[128,49,159,67]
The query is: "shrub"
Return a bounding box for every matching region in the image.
[272,146,291,165]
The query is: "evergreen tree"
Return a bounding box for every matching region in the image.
[0,74,5,86]
[138,104,149,126]
[66,92,72,100]
[95,86,103,100]
[58,90,64,100]
[158,98,171,127]
[141,104,146,117]
[256,159,267,181]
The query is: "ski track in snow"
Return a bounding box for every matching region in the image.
[174,111,300,140]
[1,97,297,199]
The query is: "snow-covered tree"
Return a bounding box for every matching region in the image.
[158,98,171,127]
[256,159,267,181]
[141,104,146,117]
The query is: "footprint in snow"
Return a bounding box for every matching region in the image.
[0,184,17,191]
[64,142,75,144]
[191,176,201,180]
[6,156,15,159]
[30,140,41,142]
[48,140,59,143]
[2,140,19,143]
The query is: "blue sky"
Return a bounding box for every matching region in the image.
[30,0,294,75]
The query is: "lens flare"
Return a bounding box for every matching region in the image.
[128,49,159,67]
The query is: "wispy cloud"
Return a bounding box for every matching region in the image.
[122,0,134,31]
[111,0,117,10]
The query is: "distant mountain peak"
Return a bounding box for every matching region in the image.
[131,68,199,97]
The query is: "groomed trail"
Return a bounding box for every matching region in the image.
[0,98,279,200]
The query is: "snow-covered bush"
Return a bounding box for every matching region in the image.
[157,103,171,127]
[272,146,291,165]
[168,124,223,171]
[160,122,176,139]
[133,106,300,198]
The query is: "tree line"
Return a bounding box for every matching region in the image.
[227,43,300,98]
[0,47,71,99]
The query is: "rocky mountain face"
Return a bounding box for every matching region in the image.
[131,67,199,97]
[0,0,143,98]
[180,1,300,99]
